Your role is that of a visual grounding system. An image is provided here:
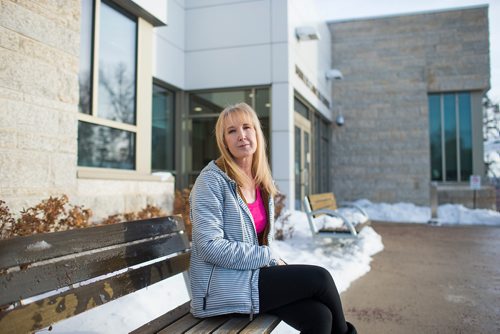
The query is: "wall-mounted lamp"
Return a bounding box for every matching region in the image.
[326,69,343,80]
[295,26,320,41]
[336,112,345,127]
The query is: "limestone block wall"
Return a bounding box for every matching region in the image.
[0,0,80,213]
[0,1,174,220]
[328,6,490,205]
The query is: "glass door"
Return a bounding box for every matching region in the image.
[294,112,311,210]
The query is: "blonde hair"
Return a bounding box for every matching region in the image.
[215,103,277,197]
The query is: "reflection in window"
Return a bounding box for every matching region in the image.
[314,113,331,193]
[190,90,252,115]
[459,93,472,180]
[152,85,175,171]
[187,88,271,183]
[428,92,473,182]
[294,126,301,210]
[192,118,218,172]
[98,1,137,124]
[294,97,310,119]
[78,0,93,114]
[78,121,135,169]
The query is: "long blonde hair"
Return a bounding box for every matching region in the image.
[215,103,277,197]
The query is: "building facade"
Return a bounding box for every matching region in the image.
[329,6,490,205]
[0,1,491,219]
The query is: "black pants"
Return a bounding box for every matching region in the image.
[259,265,348,334]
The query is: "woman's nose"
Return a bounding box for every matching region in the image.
[237,128,245,140]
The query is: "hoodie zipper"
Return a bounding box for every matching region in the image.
[203,264,216,310]
[249,269,255,321]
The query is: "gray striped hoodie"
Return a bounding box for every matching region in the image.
[189,161,279,318]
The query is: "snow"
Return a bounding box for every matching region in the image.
[26,240,52,251]
[37,201,499,334]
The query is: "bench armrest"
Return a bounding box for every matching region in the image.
[306,209,357,236]
[338,201,369,219]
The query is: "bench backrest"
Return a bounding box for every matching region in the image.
[0,216,190,334]
[305,193,338,215]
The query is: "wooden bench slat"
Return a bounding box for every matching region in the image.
[0,233,189,308]
[130,301,191,334]
[184,315,229,333]
[0,252,191,334]
[240,315,281,334]
[0,216,185,271]
[307,193,338,213]
[157,313,202,334]
[211,315,251,334]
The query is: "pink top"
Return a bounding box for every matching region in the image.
[247,188,267,234]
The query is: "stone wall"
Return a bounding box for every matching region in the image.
[0,0,174,221]
[328,6,490,205]
[0,0,80,213]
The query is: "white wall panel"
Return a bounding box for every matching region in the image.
[185,45,271,89]
[185,0,256,9]
[289,0,333,120]
[271,42,289,83]
[154,36,185,88]
[154,0,186,88]
[186,1,270,51]
[271,0,288,42]
[155,0,185,49]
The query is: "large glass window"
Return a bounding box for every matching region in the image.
[78,122,135,169]
[188,88,271,184]
[314,113,331,193]
[152,84,175,171]
[428,92,473,182]
[77,0,139,171]
[97,1,137,124]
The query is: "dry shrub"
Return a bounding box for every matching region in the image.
[100,204,167,225]
[0,195,92,239]
[173,187,192,240]
[0,196,167,240]
[0,200,15,239]
[274,193,294,240]
[274,192,286,220]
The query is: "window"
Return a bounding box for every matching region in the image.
[428,92,473,182]
[187,88,271,184]
[152,84,175,172]
[77,0,156,175]
[314,113,331,193]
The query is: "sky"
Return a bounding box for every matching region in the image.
[314,0,500,103]
[38,200,499,334]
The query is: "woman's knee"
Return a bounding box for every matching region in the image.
[309,265,334,285]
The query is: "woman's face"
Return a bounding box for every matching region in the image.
[224,113,257,162]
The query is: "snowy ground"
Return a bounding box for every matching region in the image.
[38,201,500,334]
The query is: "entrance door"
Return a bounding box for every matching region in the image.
[294,112,311,210]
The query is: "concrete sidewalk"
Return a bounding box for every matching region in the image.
[341,222,500,334]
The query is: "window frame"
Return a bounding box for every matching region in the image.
[77,0,155,180]
[428,91,473,182]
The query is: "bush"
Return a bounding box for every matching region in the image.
[0,196,167,240]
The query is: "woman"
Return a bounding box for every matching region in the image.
[189,103,356,333]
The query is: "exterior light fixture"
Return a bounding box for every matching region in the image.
[295,26,320,41]
[326,69,343,80]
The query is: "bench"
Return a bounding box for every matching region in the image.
[303,193,370,240]
[0,216,280,333]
